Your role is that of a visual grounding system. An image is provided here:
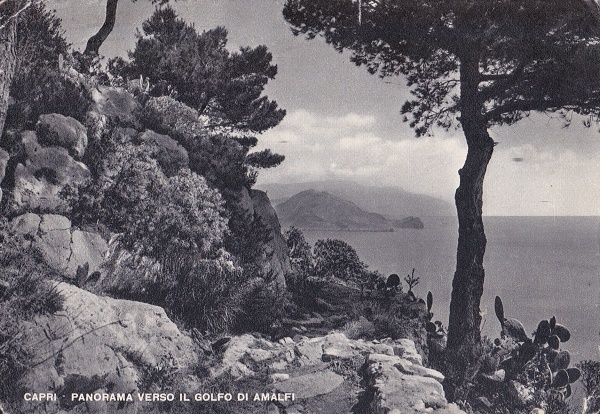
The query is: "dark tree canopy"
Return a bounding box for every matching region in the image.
[284,0,600,136]
[122,6,286,133]
[284,0,600,370]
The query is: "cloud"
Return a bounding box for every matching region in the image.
[257,109,467,202]
[257,109,600,216]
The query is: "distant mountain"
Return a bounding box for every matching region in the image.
[276,190,394,232]
[257,180,454,218]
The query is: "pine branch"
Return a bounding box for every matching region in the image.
[483,97,600,123]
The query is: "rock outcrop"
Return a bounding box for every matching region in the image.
[87,86,142,132]
[249,189,292,288]
[36,114,88,159]
[0,148,8,204]
[18,283,199,414]
[211,331,464,414]
[365,353,464,413]
[11,213,108,280]
[11,131,90,213]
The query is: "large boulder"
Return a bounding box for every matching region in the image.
[19,283,199,414]
[249,189,292,288]
[11,213,108,279]
[139,130,189,175]
[36,114,88,159]
[365,352,465,414]
[87,86,142,133]
[11,131,90,213]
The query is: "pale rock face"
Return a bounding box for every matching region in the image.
[294,340,324,365]
[87,86,142,131]
[36,114,88,159]
[0,148,8,204]
[212,334,283,378]
[201,331,462,414]
[11,213,108,279]
[392,338,423,365]
[19,283,199,414]
[249,189,292,288]
[366,353,447,413]
[35,214,72,271]
[66,230,109,277]
[274,371,344,399]
[11,131,90,213]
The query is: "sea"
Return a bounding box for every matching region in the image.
[302,216,600,362]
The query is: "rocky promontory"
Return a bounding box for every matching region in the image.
[275,190,426,232]
[392,216,425,229]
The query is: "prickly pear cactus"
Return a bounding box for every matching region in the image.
[491,296,580,404]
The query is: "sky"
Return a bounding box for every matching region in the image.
[47,0,600,216]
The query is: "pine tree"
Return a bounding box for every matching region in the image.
[283,0,600,364]
[124,6,286,134]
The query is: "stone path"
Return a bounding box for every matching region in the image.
[214,332,466,414]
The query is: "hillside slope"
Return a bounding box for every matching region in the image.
[276,189,394,231]
[258,180,454,218]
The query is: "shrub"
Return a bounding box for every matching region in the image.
[6,3,90,130]
[313,238,369,282]
[66,136,228,262]
[285,226,313,277]
[166,258,244,333]
[342,317,376,340]
[101,246,244,334]
[142,97,255,191]
[233,278,288,336]
[0,219,64,403]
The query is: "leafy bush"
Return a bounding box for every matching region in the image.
[66,135,228,262]
[285,226,313,277]
[342,317,376,340]
[141,95,276,191]
[313,238,369,282]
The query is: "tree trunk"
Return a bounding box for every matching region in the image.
[84,0,119,56]
[0,8,17,139]
[446,54,495,355]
